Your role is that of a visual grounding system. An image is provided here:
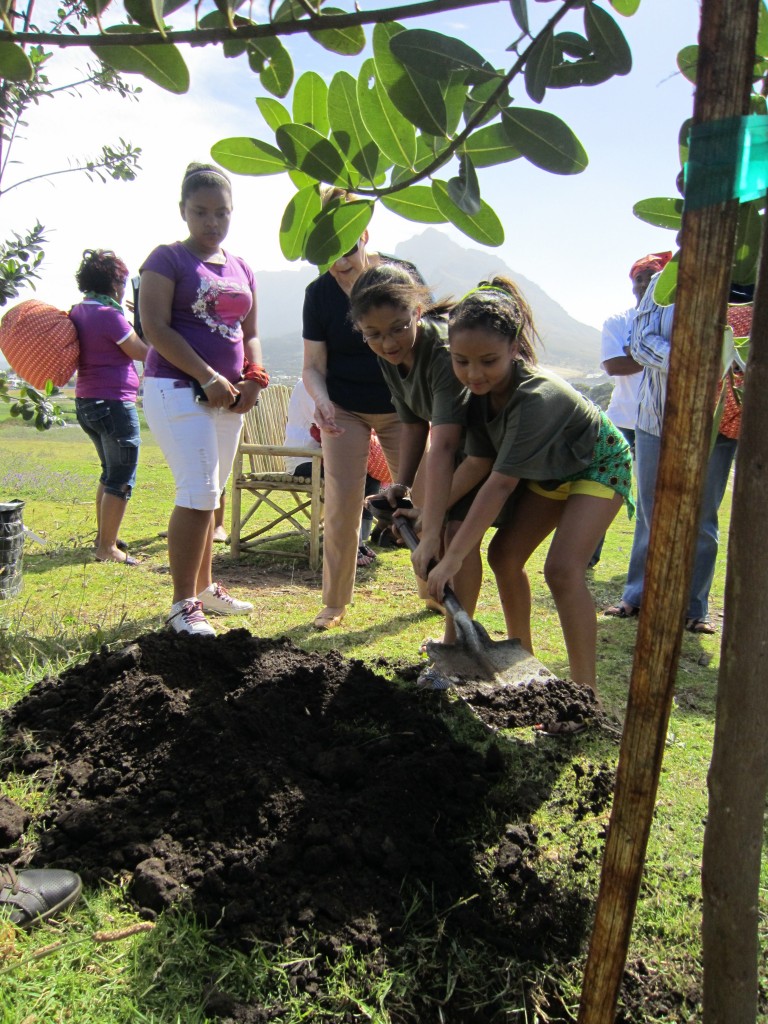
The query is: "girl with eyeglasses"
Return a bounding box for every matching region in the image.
[349,264,482,646]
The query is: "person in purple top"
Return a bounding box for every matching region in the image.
[70,249,149,565]
[139,162,267,637]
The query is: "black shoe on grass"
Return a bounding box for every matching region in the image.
[0,865,82,929]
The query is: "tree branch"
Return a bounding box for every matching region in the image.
[2,0,504,47]
[350,0,581,198]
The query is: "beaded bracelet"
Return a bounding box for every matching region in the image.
[241,360,270,388]
[200,373,220,390]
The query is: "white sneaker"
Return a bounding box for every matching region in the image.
[166,599,216,636]
[197,582,253,616]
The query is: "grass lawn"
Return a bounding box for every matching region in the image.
[0,410,765,1024]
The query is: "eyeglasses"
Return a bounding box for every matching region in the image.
[341,239,361,259]
[361,320,414,345]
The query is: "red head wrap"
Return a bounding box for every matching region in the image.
[629,251,673,280]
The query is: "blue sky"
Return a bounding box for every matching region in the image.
[7,0,700,339]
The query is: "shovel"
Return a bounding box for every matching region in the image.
[371,501,554,688]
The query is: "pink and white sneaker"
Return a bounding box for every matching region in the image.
[166,599,216,636]
[197,582,253,616]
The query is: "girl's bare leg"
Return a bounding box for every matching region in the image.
[544,492,623,693]
[487,490,561,652]
[167,505,213,604]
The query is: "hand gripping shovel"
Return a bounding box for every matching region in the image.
[373,503,554,688]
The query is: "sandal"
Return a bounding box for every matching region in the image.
[604,601,639,618]
[313,607,345,630]
[534,720,588,738]
[356,544,377,568]
[685,617,716,634]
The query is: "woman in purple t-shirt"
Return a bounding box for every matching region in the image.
[70,249,149,565]
[139,162,267,637]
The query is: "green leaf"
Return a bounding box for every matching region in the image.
[0,41,33,82]
[651,255,678,306]
[632,197,683,230]
[257,97,291,133]
[607,0,640,14]
[548,57,612,88]
[510,0,529,34]
[677,44,698,85]
[524,27,554,103]
[293,71,330,135]
[309,7,365,56]
[389,28,496,85]
[447,155,481,215]
[757,1,768,61]
[329,71,392,184]
[373,22,449,137]
[732,202,762,284]
[91,27,189,93]
[585,2,632,76]
[463,76,510,129]
[304,200,374,265]
[555,32,592,59]
[245,36,293,98]
[124,0,187,26]
[276,123,352,186]
[357,56,417,168]
[431,181,504,246]
[280,185,323,261]
[501,107,588,175]
[390,134,449,185]
[211,136,289,175]
[381,186,448,224]
[288,168,316,189]
[463,123,521,168]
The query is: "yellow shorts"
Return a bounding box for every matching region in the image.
[527,479,616,502]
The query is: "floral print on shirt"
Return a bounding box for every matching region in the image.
[191,273,252,342]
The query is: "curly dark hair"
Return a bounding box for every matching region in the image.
[448,275,539,364]
[180,162,232,203]
[75,249,129,295]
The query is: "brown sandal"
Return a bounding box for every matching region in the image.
[685,617,716,634]
[604,601,639,618]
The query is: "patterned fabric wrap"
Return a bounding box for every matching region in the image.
[367,432,392,484]
[562,411,635,518]
[717,303,752,440]
[0,300,79,388]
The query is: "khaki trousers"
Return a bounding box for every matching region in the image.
[321,406,426,608]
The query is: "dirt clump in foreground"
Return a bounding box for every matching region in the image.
[0,630,694,1022]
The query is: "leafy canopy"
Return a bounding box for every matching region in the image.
[1,0,639,263]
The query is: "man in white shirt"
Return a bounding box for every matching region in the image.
[589,251,672,567]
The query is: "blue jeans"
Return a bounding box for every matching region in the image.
[622,428,737,620]
[75,398,141,497]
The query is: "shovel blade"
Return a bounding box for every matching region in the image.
[425,631,555,688]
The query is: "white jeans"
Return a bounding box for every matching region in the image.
[143,378,243,511]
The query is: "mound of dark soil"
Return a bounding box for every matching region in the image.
[0,630,690,1021]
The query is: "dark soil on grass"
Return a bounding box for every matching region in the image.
[0,630,703,1022]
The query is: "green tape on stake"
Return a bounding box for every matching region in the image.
[736,114,768,202]
[684,115,768,210]
[684,116,741,210]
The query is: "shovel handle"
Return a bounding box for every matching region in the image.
[393,517,465,620]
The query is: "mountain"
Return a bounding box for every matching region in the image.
[255,229,601,383]
[394,230,601,372]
